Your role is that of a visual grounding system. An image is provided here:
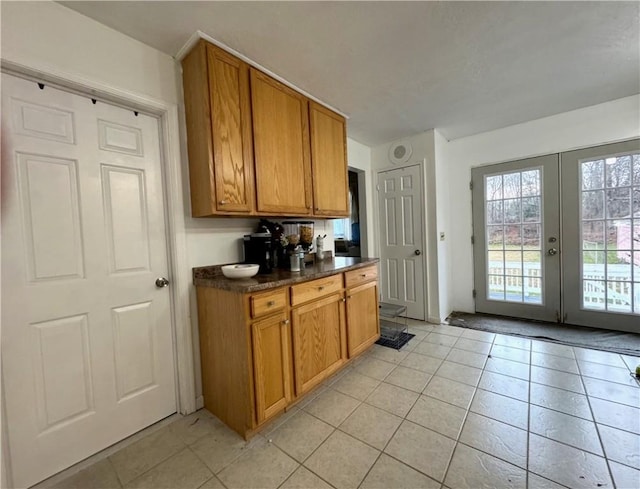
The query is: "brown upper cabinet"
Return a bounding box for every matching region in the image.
[181,39,349,218]
[250,69,312,216]
[182,41,255,216]
[309,102,349,217]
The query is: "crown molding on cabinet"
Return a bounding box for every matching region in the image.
[175,30,348,119]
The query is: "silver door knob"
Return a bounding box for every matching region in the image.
[547,248,558,256]
[414,250,422,256]
[155,277,170,288]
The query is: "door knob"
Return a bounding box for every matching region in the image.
[155,277,170,288]
[547,248,558,256]
[414,250,421,256]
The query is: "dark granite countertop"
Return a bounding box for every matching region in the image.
[193,257,379,293]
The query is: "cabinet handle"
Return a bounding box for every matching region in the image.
[219,200,227,205]
[361,274,367,278]
[341,298,346,302]
[267,300,275,306]
[283,319,290,325]
[318,286,325,291]
[347,295,352,299]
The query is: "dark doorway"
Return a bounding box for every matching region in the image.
[334,170,361,257]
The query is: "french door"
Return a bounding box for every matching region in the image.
[561,140,640,332]
[472,155,561,322]
[473,139,640,333]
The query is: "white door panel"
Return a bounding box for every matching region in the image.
[1,74,176,488]
[378,165,425,320]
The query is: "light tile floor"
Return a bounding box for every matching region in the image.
[49,322,640,489]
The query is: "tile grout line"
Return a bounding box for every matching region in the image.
[526,337,532,487]
[354,357,440,489]
[574,347,619,488]
[439,332,497,487]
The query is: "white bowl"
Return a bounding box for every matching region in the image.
[221,264,260,279]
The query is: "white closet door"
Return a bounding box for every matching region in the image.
[1,74,177,488]
[377,165,426,320]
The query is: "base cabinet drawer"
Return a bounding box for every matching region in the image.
[290,274,342,306]
[250,288,287,319]
[344,265,378,289]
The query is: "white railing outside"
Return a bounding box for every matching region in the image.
[488,261,639,311]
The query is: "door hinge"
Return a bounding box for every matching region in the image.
[472,289,476,298]
[555,310,561,323]
[469,181,473,190]
[471,236,475,244]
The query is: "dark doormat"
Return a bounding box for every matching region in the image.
[447,312,640,356]
[376,332,415,350]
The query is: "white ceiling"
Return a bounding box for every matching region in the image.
[60,1,640,146]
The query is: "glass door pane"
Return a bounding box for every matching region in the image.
[562,139,640,333]
[472,155,560,322]
[484,170,543,304]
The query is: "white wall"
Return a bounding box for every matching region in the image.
[442,95,640,314]
[1,1,179,105]
[433,130,451,321]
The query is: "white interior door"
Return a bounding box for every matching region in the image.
[472,155,561,322]
[1,74,177,488]
[561,139,640,333]
[377,165,425,320]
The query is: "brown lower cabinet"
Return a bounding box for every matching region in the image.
[251,311,292,424]
[346,280,380,357]
[195,265,379,439]
[291,292,347,396]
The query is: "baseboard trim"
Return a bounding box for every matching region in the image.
[196,396,205,410]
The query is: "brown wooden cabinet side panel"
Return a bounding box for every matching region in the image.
[182,40,215,217]
[310,102,349,217]
[250,69,312,215]
[346,280,380,358]
[291,293,345,395]
[196,287,254,435]
[208,45,255,213]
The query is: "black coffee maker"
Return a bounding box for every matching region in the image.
[243,232,274,274]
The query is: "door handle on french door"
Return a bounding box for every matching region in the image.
[547,248,558,256]
[414,250,421,255]
[155,277,170,287]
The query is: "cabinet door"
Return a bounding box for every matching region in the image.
[291,293,346,395]
[251,312,292,424]
[208,45,255,213]
[250,68,312,215]
[346,281,380,358]
[310,102,349,217]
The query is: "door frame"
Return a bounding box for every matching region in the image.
[375,162,430,322]
[0,59,196,471]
